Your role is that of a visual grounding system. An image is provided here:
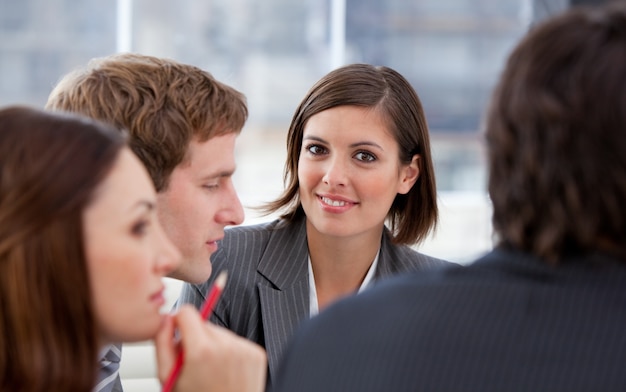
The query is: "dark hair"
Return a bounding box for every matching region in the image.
[0,106,125,391]
[486,3,626,262]
[263,63,438,245]
[46,53,248,191]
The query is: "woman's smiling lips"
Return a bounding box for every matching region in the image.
[317,194,358,212]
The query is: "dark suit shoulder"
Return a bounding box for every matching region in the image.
[210,219,286,273]
[395,244,451,267]
[200,219,307,338]
[379,230,453,276]
[273,250,626,392]
[176,221,280,311]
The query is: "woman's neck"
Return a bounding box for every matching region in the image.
[306,220,383,310]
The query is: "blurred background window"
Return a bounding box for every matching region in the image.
[0,0,582,263]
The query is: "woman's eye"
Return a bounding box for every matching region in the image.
[354,151,376,162]
[305,144,327,155]
[203,184,219,191]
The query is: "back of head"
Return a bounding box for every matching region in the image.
[46,53,248,191]
[0,106,124,391]
[486,3,626,262]
[267,63,438,245]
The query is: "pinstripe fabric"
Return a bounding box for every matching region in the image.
[271,248,626,392]
[176,216,449,385]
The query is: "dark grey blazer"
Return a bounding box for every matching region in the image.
[271,248,626,392]
[176,216,449,385]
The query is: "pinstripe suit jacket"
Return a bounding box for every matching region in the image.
[271,248,626,392]
[176,216,449,385]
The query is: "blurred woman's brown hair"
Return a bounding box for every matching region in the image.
[0,106,125,391]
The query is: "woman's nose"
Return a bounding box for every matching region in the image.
[322,157,348,187]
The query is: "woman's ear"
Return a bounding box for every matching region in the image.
[397,154,420,195]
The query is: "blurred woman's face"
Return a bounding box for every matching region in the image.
[83,148,181,345]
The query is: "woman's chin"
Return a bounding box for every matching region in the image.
[103,314,165,344]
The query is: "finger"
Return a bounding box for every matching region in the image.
[175,305,212,351]
[154,314,176,382]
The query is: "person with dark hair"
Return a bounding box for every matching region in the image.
[0,106,265,392]
[178,63,449,384]
[269,3,626,391]
[46,53,265,391]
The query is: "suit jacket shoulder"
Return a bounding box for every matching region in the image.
[272,248,626,392]
[177,218,453,386]
[178,217,311,383]
[375,228,451,279]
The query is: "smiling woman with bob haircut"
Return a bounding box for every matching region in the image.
[178,63,450,385]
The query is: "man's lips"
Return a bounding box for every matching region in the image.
[206,236,223,246]
[206,238,222,253]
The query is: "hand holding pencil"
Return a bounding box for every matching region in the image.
[154,271,267,392]
[162,271,228,392]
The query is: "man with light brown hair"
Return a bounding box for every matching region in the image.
[47,53,265,392]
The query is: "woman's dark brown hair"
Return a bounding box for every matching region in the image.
[486,4,626,262]
[0,106,125,391]
[263,63,438,245]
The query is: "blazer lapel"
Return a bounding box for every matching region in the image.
[257,218,310,381]
[375,229,400,278]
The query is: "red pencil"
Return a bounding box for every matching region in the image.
[162,271,228,392]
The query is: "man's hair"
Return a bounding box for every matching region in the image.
[486,3,626,262]
[46,53,248,191]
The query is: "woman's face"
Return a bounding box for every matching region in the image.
[298,105,419,241]
[83,148,181,345]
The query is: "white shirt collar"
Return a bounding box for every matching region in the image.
[308,249,380,317]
